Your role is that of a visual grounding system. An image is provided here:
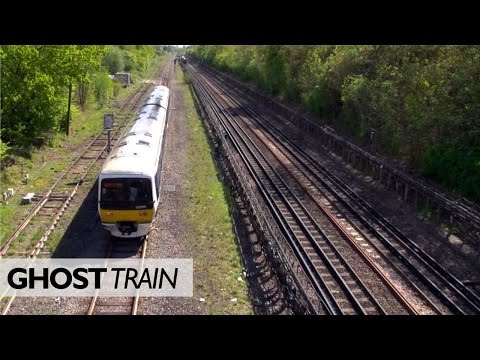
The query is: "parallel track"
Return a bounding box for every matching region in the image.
[1,57,175,315]
[0,84,152,259]
[187,62,480,315]
[189,67,390,314]
[203,64,480,233]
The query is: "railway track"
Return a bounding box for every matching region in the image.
[87,59,175,316]
[159,58,174,88]
[202,64,480,234]
[86,235,148,315]
[188,67,393,314]
[0,84,152,260]
[0,85,152,315]
[186,63,480,315]
[0,58,175,315]
[202,66,480,314]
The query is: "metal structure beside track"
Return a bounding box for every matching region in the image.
[185,62,480,315]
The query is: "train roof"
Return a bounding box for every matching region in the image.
[142,85,169,108]
[100,86,169,177]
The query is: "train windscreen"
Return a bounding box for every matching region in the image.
[100,178,153,209]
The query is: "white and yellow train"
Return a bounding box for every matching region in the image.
[98,85,170,238]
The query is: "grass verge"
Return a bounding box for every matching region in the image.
[178,68,253,315]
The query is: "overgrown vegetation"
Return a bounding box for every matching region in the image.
[188,45,480,201]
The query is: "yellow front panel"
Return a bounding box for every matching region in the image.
[99,208,154,223]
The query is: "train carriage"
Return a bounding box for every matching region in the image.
[98,85,170,237]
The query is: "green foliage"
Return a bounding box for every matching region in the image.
[189,45,480,201]
[422,132,480,200]
[1,45,105,147]
[0,139,10,163]
[123,52,136,72]
[102,46,124,74]
[94,72,113,106]
[0,45,160,152]
[101,45,158,78]
[0,43,163,223]
[1,46,63,146]
[75,80,93,110]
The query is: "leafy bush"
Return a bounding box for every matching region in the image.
[102,47,124,74]
[94,72,113,106]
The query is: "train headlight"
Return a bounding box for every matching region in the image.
[107,211,113,216]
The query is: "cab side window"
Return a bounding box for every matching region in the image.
[155,168,160,198]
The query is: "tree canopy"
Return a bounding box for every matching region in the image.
[1,45,105,145]
[188,45,480,201]
[1,45,160,150]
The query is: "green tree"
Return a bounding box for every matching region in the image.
[1,45,105,144]
[188,45,480,201]
[1,46,64,145]
[94,72,113,106]
[102,46,124,74]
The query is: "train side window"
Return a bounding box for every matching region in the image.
[155,169,160,198]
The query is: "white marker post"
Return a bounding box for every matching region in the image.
[104,114,114,154]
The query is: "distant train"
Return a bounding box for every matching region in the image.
[180,56,187,64]
[98,85,170,238]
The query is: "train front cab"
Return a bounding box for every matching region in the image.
[98,176,158,238]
